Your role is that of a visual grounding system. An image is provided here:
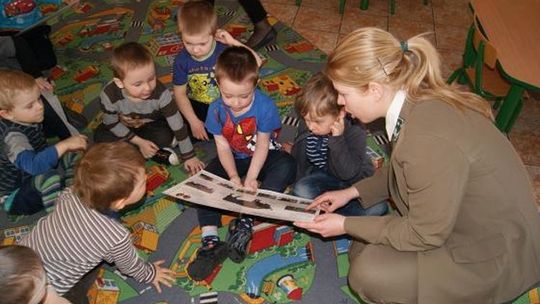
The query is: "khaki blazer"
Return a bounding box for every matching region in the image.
[344,99,540,303]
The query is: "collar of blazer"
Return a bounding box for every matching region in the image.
[391,99,415,143]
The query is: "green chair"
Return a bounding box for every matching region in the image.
[360,0,429,15]
[295,0,346,15]
[447,16,511,111]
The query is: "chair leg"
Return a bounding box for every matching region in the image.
[447,68,464,84]
[505,98,523,133]
[495,85,525,133]
[339,0,346,14]
[360,0,369,10]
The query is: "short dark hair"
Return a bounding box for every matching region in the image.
[215,46,259,86]
[72,142,145,212]
[295,72,341,118]
[111,42,154,80]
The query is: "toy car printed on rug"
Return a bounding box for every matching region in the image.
[0,0,75,32]
[164,170,319,222]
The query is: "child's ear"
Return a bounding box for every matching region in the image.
[0,109,13,120]
[113,77,125,89]
[110,198,126,211]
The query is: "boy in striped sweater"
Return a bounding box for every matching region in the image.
[20,142,176,301]
[288,72,388,216]
[94,42,204,174]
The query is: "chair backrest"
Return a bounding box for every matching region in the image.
[472,16,498,69]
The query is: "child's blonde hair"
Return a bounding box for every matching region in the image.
[177,1,217,36]
[72,142,145,213]
[295,72,341,118]
[0,245,48,304]
[215,46,259,86]
[0,69,38,110]
[325,27,493,119]
[111,42,154,80]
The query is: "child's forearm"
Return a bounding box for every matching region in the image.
[216,137,238,179]
[173,85,199,125]
[220,31,263,67]
[15,147,58,175]
[245,134,270,181]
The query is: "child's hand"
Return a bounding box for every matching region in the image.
[56,135,88,155]
[215,29,237,46]
[189,119,209,141]
[151,260,176,293]
[230,175,242,188]
[243,178,259,192]
[35,77,54,92]
[281,142,293,154]
[137,139,159,159]
[330,110,346,137]
[184,157,205,175]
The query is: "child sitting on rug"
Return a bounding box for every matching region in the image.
[288,72,388,216]
[173,1,261,141]
[0,69,87,215]
[0,245,70,304]
[187,46,295,281]
[94,42,204,174]
[20,142,176,301]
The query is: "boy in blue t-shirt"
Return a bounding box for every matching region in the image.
[186,46,295,281]
[172,1,261,141]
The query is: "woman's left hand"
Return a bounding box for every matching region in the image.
[215,29,236,45]
[294,213,346,237]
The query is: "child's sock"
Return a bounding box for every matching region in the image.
[201,226,219,248]
[238,217,254,230]
[33,173,62,212]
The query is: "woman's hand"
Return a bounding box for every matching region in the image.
[307,187,359,213]
[294,213,346,237]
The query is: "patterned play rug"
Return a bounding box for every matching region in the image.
[0,1,537,303]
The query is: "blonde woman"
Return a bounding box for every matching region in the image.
[295,28,540,304]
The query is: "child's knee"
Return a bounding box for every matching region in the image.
[292,179,318,199]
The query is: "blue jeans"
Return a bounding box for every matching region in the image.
[197,150,296,227]
[292,169,388,216]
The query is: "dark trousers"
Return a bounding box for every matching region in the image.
[63,265,101,304]
[206,0,267,23]
[292,169,389,217]
[93,119,174,148]
[197,150,296,227]
[42,95,72,140]
[185,99,213,142]
[9,25,57,78]
[7,178,44,215]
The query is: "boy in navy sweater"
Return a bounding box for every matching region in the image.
[0,69,87,215]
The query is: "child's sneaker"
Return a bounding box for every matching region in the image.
[226,219,253,263]
[186,241,228,281]
[151,147,179,165]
